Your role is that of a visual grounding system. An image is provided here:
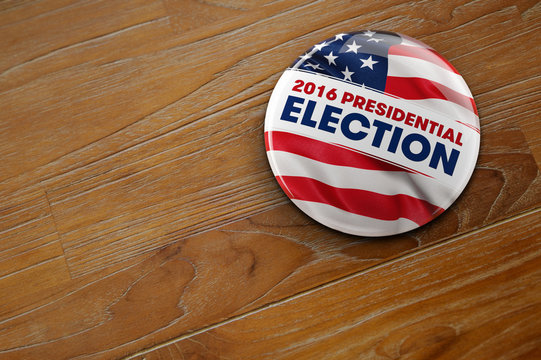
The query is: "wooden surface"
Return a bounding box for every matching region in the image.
[0,0,539,359]
[135,210,541,360]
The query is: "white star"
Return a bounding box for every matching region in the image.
[346,40,361,53]
[324,51,338,65]
[300,53,311,61]
[367,37,384,43]
[314,41,328,51]
[362,30,375,37]
[335,33,348,40]
[305,63,323,70]
[360,55,379,70]
[341,66,354,81]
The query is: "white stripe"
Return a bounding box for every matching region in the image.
[292,199,418,236]
[388,54,473,98]
[269,151,455,207]
[404,98,480,129]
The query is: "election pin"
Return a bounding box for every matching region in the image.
[264,31,480,236]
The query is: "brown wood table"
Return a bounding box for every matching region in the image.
[1,1,540,359]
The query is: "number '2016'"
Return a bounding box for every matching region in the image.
[292,80,337,100]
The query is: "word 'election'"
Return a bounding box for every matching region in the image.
[280,94,461,176]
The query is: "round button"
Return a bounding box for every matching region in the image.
[264,30,480,236]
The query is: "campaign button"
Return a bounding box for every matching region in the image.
[264,30,480,236]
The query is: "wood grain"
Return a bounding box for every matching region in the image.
[135,209,541,360]
[1,0,539,277]
[0,190,71,319]
[0,0,539,359]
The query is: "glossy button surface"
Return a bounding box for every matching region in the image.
[264,31,480,236]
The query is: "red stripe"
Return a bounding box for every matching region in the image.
[275,175,294,199]
[385,76,478,116]
[264,131,271,151]
[265,131,411,172]
[281,176,444,225]
[456,120,480,134]
[388,44,459,74]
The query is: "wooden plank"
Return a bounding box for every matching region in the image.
[0,215,315,359]
[0,195,539,359]
[474,73,541,163]
[133,209,541,360]
[0,0,313,181]
[0,191,63,278]
[0,0,167,72]
[0,191,70,319]
[0,257,71,318]
[163,0,279,33]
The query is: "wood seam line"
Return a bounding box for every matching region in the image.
[122,206,541,360]
[43,190,73,278]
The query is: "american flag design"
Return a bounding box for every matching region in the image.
[265,31,480,236]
